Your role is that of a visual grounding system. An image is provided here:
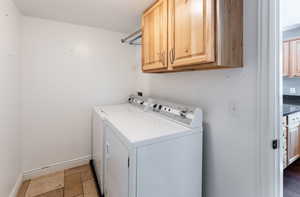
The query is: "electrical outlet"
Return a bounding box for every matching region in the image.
[290,88,296,94]
[137,92,143,97]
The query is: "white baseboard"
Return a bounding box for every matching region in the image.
[23,155,91,180]
[9,173,23,197]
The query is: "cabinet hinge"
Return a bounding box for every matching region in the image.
[272,139,279,150]
[128,157,130,168]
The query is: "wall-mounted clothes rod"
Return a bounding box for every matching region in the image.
[129,34,142,45]
[121,29,142,45]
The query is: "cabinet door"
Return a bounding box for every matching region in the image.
[168,0,215,68]
[104,126,129,197]
[142,0,168,71]
[283,41,290,77]
[288,126,300,164]
[290,39,300,77]
[283,126,288,168]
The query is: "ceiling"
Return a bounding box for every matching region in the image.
[13,0,155,33]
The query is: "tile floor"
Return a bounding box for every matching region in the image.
[17,164,99,197]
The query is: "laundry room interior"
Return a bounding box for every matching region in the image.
[1,0,261,197]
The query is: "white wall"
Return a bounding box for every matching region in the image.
[281,0,300,29]
[283,27,300,40]
[136,0,258,197]
[283,78,300,96]
[0,0,22,196]
[21,17,137,173]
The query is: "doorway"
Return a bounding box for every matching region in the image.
[257,0,296,197]
[262,0,300,197]
[281,1,300,197]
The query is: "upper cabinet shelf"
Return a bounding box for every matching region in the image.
[141,0,244,73]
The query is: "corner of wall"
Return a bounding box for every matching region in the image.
[9,174,23,197]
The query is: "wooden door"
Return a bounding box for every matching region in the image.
[104,126,129,197]
[283,41,289,77]
[290,39,300,77]
[288,126,300,164]
[168,0,215,68]
[142,0,168,71]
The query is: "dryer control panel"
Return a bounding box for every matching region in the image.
[147,98,203,129]
[128,95,203,129]
[128,95,148,109]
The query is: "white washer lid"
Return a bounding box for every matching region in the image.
[100,104,196,145]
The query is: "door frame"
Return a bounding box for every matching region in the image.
[257,0,282,197]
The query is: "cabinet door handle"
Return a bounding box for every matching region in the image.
[161,51,165,65]
[172,48,175,63]
[106,143,110,155]
[169,49,174,64]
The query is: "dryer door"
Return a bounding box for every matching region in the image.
[104,125,129,197]
[92,109,105,195]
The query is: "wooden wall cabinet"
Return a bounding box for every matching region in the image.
[141,0,243,73]
[142,0,168,70]
[283,41,290,77]
[167,0,215,68]
[283,38,300,77]
[290,39,300,77]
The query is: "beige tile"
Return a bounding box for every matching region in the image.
[35,188,63,197]
[83,180,98,196]
[17,180,31,197]
[64,183,83,197]
[65,173,81,188]
[64,172,83,197]
[84,194,98,197]
[81,168,94,182]
[25,171,64,197]
[65,165,90,176]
